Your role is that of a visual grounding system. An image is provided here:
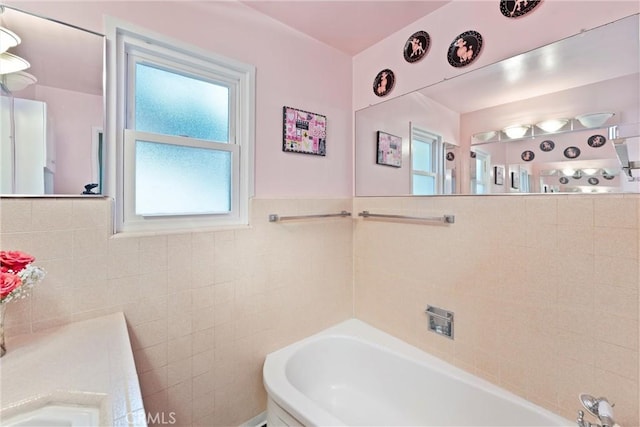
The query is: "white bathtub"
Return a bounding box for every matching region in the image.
[263,319,574,427]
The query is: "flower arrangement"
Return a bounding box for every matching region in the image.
[1,250,46,304]
[0,250,45,357]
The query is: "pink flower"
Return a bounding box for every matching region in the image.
[1,272,22,299]
[0,251,35,273]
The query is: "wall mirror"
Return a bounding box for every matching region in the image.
[0,5,104,196]
[355,13,639,196]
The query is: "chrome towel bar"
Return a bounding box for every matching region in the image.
[269,210,351,222]
[358,211,455,224]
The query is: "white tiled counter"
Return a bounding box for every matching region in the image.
[0,312,146,426]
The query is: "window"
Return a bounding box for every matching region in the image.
[471,149,490,194]
[411,126,443,195]
[106,19,255,233]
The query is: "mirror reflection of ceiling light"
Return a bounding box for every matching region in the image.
[0,51,30,75]
[1,70,37,91]
[562,168,576,176]
[473,130,497,142]
[0,26,20,54]
[582,168,599,176]
[575,112,615,128]
[503,125,530,139]
[536,118,569,133]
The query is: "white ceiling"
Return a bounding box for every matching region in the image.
[240,1,450,55]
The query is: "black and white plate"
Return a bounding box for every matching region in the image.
[564,146,581,159]
[540,140,555,152]
[521,150,535,161]
[447,31,482,68]
[373,69,395,97]
[499,0,542,18]
[404,31,430,63]
[587,134,607,148]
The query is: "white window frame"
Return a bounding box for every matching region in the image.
[105,17,255,234]
[410,125,444,195]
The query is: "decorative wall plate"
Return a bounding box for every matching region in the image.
[373,69,395,97]
[446,152,455,161]
[564,146,581,159]
[447,31,482,68]
[470,151,477,158]
[500,0,542,18]
[521,150,535,161]
[603,173,615,180]
[559,177,569,184]
[588,177,600,185]
[587,134,607,148]
[540,140,555,152]
[404,31,430,63]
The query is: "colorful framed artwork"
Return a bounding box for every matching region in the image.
[282,106,326,156]
[494,165,504,185]
[376,131,402,167]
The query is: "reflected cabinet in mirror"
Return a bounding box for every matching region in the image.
[0,5,104,195]
[355,14,640,196]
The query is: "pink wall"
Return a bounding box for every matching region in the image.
[34,86,103,194]
[353,1,640,111]
[9,1,353,198]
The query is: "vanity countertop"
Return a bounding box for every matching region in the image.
[0,312,146,426]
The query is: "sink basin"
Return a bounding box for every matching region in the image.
[2,404,100,427]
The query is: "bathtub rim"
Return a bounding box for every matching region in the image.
[263,317,574,427]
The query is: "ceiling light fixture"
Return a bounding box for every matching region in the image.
[0,52,30,75]
[575,112,615,128]
[1,70,37,91]
[503,124,530,139]
[536,118,569,133]
[472,131,497,143]
[0,26,20,54]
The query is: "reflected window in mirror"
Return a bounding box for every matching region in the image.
[471,150,491,194]
[411,127,442,195]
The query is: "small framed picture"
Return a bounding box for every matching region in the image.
[494,165,504,185]
[511,171,520,189]
[376,131,402,167]
[282,106,326,156]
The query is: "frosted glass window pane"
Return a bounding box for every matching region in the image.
[413,174,435,195]
[135,63,229,142]
[135,140,231,216]
[412,140,432,172]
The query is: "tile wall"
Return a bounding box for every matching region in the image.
[0,197,353,426]
[2,194,638,426]
[353,194,639,426]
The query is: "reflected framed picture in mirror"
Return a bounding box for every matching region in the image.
[511,171,520,189]
[494,166,504,185]
[376,131,402,167]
